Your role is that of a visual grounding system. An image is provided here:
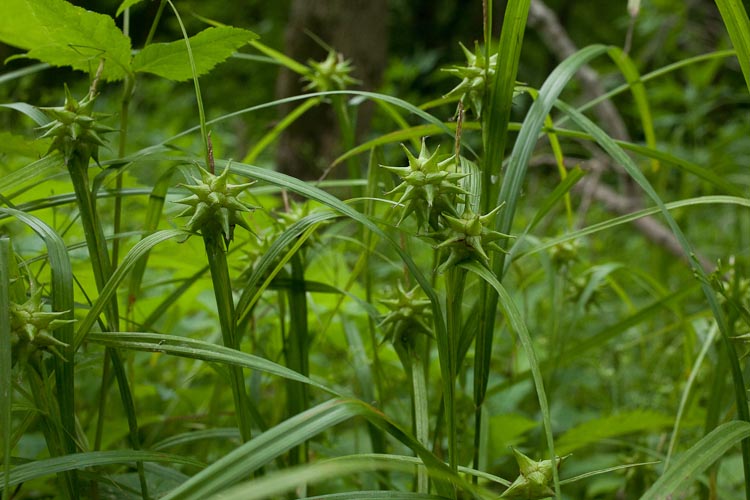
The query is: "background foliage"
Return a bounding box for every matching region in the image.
[2,1,750,499]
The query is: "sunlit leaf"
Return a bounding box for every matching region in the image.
[133,27,258,81]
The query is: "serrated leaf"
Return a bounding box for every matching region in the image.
[133,26,258,81]
[116,0,147,17]
[556,410,675,455]
[0,0,132,81]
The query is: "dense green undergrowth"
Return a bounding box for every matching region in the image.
[2,0,750,499]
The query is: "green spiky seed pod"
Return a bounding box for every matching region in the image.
[39,84,114,165]
[381,139,468,229]
[303,50,360,92]
[443,42,499,118]
[379,282,433,348]
[174,162,256,246]
[429,205,512,273]
[501,447,568,499]
[10,286,74,366]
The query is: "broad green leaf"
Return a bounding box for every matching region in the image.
[133,26,258,81]
[641,421,750,500]
[556,410,675,455]
[0,0,132,81]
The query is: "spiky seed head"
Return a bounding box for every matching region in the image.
[174,162,256,246]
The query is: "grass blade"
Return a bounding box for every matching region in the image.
[460,260,559,496]
[714,0,750,94]
[641,421,750,500]
[4,450,205,489]
[555,97,750,497]
[86,332,338,396]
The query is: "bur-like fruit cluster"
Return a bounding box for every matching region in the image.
[174,163,255,245]
[382,139,511,272]
[501,448,568,499]
[304,50,359,92]
[39,85,113,164]
[429,205,510,273]
[379,282,432,348]
[381,139,467,229]
[11,286,73,366]
[443,42,498,118]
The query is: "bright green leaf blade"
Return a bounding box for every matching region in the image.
[714,0,750,94]
[207,458,448,500]
[1,209,77,473]
[459,261,559,495]
[248,40,309,75]
[86,332,339,397]
[0,0,132,81]
[641,421,750,500]
[607,46,658,171]
[161,399,368,499]
[497,45,608,240]
[484,0,530,209]
[0,102,51,126]
[74,229,189,349]
[5,450,205,489]
[133,26,259,81]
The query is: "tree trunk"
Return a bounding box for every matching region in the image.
[276,0,388,180]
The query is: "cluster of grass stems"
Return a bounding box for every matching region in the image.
[3,0,750,499]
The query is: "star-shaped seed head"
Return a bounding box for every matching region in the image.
[380,139,467,229]
[174,162,256,246]
[39,84,114,164]
[443,42,498,118]
[11,285,74,366]
[379,282,432,348]
[430,204,512,273]
[501,447,568,499]
[303,50,360,92]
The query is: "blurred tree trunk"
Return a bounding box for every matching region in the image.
[276,0,388,180]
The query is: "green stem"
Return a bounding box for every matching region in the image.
[112,75,136,269]
[26,356,74,500]
[1,238,12,500]
[410,344,430,493]
[67,153,149,499]
[203,226,254,442]
[285,253,309,464]
[445,267,466,473]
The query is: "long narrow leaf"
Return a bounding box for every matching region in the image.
[4,450,205,489]
[0,238,11,500]
[714,0,750,94]
[460,260,559,495]
[641,421,750,500]
[86,332,338,397]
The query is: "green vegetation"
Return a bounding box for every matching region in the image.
[2,0,750,498]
